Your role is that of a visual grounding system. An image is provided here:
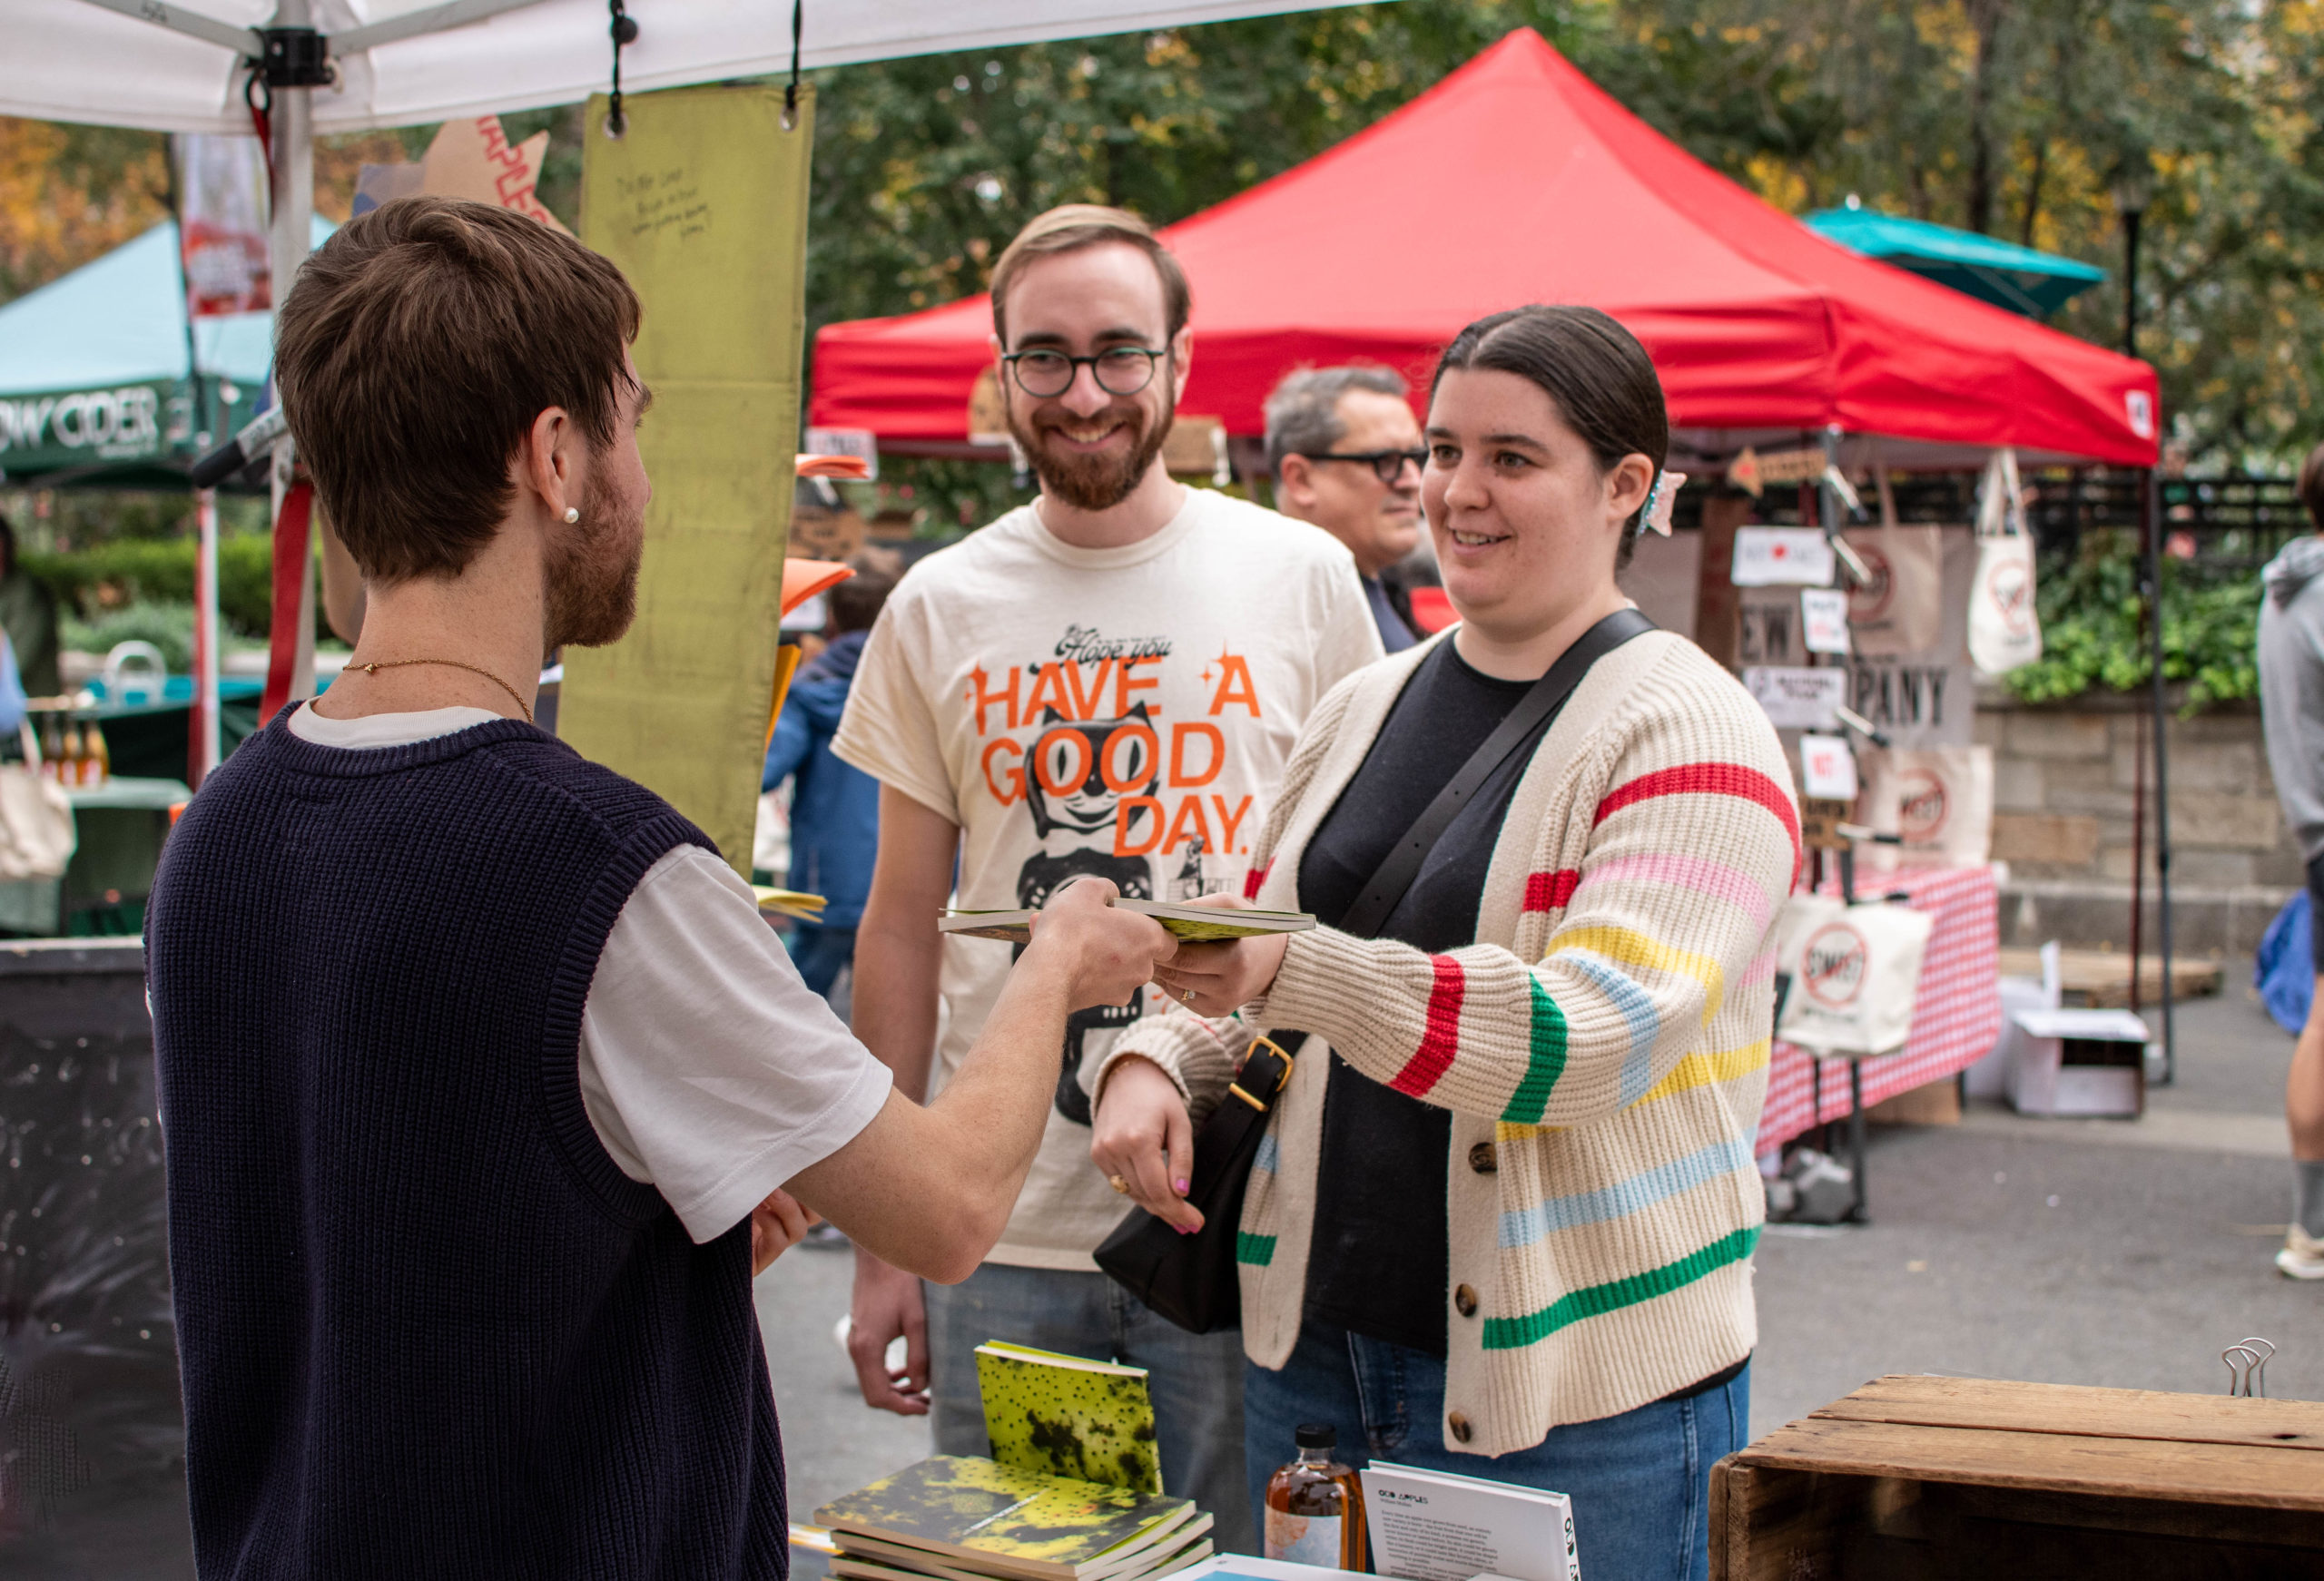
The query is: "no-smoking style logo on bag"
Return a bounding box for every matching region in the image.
[1802,922,1870,1009]
[1847,544,1896,623]
[1984,555,2035,638]
[1898,767,1950,844]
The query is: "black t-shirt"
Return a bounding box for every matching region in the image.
[1297,642,1554,1355]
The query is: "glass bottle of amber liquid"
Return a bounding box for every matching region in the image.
[1263,1423,1365,1571]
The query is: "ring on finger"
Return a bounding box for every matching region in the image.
[1108,1174,1130,1194]
[1181,987,1196,1003]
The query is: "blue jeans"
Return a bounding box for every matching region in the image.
[783,923,857,999]
[1245,1318,1748,1581]
[924,1262,1254,1554]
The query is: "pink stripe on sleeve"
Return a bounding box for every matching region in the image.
[1569,851,1774,932]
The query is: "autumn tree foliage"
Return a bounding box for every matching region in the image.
[6,2,2324,466]
[0,117,168,303]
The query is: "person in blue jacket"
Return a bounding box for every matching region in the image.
[765,563,897,999]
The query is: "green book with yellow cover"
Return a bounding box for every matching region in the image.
[829,1517,1213,1581]
[813,1457,1196,1581]
[975,1342,1162,1495]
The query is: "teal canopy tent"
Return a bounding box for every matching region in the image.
[1803,205,2106,319]
[0,216,333,489]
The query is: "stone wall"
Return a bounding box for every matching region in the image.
[1975,687,2301,956]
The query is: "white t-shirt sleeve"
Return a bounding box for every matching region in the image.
[576,846,892,1243]
[1311,543,1388,692]
[830,590,960,823]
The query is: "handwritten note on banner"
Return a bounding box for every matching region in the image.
[1797,732,1859,800]
[565,84,813,873]
[1746,666,1848,730]
[1731,526,1837,587]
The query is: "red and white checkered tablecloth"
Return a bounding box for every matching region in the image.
[1758,864,2003,1152]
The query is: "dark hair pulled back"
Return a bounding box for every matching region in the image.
[1431,305,1669,566]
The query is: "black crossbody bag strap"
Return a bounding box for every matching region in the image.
[1335,607,1657,940]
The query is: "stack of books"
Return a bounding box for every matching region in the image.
[812,1457,1216,1581]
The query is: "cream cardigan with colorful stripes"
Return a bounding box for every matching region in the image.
[1097,627,1797,1458]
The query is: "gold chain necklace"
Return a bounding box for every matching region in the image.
[345,658,534,724]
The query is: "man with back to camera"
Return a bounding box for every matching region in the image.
[2260,439,2324,1281]
[1264,365,1428,653]
[832,205,1383,1543]
[143,195,1176,1579]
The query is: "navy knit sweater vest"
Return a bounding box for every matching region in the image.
[146,714,788,1580]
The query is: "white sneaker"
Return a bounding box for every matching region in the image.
[2277,1225,2324,1280]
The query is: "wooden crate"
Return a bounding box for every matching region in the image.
[1712,1374,2324,1579]
[1995,948,2222,1007]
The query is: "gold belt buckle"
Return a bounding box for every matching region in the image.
[1226,1034,1296,1112]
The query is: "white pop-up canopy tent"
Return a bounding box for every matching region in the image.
[2,0,1362,774]
[5,0,1368,378]
[5,0,1359,132]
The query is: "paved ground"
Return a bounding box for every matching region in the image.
[13,964,2316,1573]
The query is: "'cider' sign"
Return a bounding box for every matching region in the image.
[0,381,172,471]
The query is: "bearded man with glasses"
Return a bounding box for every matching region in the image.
[831,205,1382,1543]
[1265,365,1432,653]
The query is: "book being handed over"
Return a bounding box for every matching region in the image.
[941,898,1315,946]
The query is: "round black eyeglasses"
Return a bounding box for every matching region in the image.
[1003,347,1167,398]
[1299,447,1428,485]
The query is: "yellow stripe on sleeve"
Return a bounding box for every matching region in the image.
[1551,925,1725,1026]
[1640,1037,1770,1105]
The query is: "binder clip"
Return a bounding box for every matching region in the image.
[2222,1337,2274,1398]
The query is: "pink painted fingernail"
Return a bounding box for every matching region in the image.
[1174,1179,1190,1193]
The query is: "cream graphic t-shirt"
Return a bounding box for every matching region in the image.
[832,487,1383,1268]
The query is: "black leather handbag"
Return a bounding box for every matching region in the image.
[1093,609,1654,1334]
[1092,1030,1304,1333]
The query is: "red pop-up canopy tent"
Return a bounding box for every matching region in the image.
[812,28,2157,466]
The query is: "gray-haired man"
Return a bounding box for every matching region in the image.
[1265,365,1427,653]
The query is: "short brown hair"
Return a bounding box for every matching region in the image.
[2301,440,2324,534]
[988,204,1190,347]
[273,195,641,581]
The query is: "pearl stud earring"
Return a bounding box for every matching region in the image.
[562,506,579,524]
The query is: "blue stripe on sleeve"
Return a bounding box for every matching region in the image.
[1499,1136,1758,1250]
[1556,950,1662,1105]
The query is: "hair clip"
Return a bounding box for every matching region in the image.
[1641,469,1687,536]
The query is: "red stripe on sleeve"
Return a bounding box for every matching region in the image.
[1593,763,1801,869]
[1524,869,1581,911]
[1243,861,1272,900]
[1389,956,1465,1097]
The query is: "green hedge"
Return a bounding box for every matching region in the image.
[2004,529,2261,713]
[24,535,281,639]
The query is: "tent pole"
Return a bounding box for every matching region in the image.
[196,489,222,781]
[168,142,223,788]
[2144,463,2176,1084]
[268,0,319,704]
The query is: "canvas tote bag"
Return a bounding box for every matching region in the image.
[1841,466,1945,655]
[1856,744,1994,871]
[1775,892,1934,1057]
[1969,448,2043,674]
[0,721,76,881]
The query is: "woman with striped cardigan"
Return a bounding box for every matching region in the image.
[1091,305,1797,1581]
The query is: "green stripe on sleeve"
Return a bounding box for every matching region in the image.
[1482,1225,1759,1350]
[1502,974,1569,1124]
[1235,1232,1276,1266]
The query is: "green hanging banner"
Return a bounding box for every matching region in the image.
[566,83,813,873]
